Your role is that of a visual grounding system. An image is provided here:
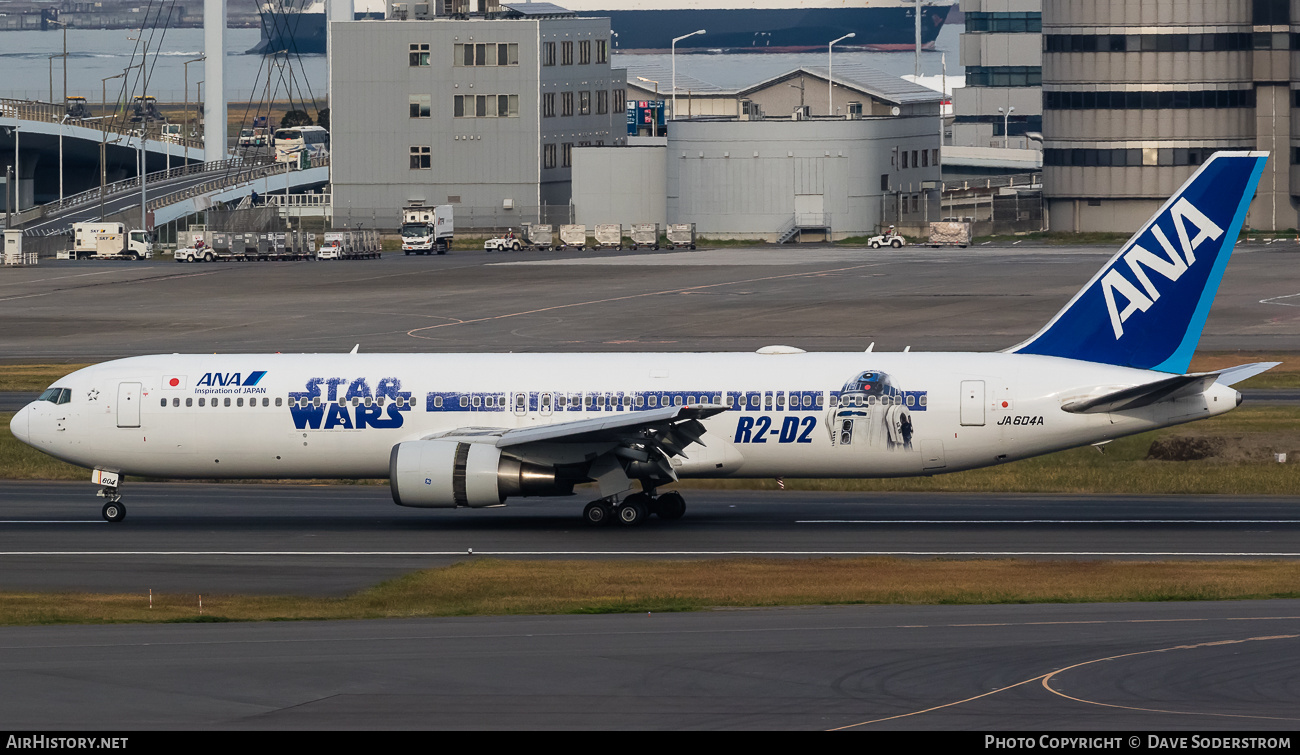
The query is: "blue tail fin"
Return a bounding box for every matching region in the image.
[1010,151,1268,373]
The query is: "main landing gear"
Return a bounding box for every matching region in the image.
[583,490,686,527]
[98,486,125,522]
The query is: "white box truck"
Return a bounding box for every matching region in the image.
[70,222,153,260]
[401,205,454,255]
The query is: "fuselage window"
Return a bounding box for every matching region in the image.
[237,397,244,407]
[433,396,443,408]
[749,394,760,409]
[816,393,825,408]
[905,395,914,407]
[173,398,180,407]
[276,397,283,407]
[459,395,469,408]
[262,398,269,407]
[313,397,321,408]
[776,393,785,409]
[764,394,773,409]
[635,395,644,408]
[224,397,232,407]
[648,394,658,407]
[472,395,482,408]
[673,395,683,406]
[516,394,526,411]
[542,393,553,411]
[585,394,594,408]
[186,398,193,407]
[160,399,167,407]
[199,397,206,407]
[557,395,567,408]
[725,394,734,407]
[919,395,928,407]
[364,397,373,407]
[376,397,385,407]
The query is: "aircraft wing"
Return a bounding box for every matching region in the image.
[1061,362,1279,414]
[425,404,728,456]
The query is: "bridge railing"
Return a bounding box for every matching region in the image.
[49,156,276,216]
[146,156,330,213]
[0,97,205,152]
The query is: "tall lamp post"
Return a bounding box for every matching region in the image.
[183,56,205,143]
[671,29,705,121]
[828,32,855,116]
[47,19,68,104]
[998,105,1015,148]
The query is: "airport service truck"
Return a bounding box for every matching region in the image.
[400,205,454,255]
[67,223,153,260]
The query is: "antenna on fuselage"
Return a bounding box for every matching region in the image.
[865,342,875,352]
[350,344,359,354]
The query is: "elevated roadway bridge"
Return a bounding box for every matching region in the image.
[1,98,329,236]
[0,98,205,212]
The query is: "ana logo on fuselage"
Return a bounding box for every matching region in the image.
[197,371,267,388]
[1100,198,1223,339]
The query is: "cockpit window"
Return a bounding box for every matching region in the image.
[39,388,71,404]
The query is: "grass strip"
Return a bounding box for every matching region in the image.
[5,557,1300,626]
[0,364,90,393]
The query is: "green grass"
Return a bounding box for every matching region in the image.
[5,557,1300,626]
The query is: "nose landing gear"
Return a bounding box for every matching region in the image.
[97,487,125,522]
[582,490,687,527]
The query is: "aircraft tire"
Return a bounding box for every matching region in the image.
[583,501,611,526]
[616,499,647,526]
[656,492,686,520]
[102,501,125,523]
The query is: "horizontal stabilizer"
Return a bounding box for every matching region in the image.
[1214,361,1281,386]
[1061,372,1220,414]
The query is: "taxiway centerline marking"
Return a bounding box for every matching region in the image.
[0,550,1299,556]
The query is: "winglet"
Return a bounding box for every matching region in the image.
[1009,151,1269,373]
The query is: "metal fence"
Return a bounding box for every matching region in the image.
[882,173,1046,238]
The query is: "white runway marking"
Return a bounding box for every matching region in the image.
[0,521,104,524]
[797,519,1300,524]
[0,550,1298,557]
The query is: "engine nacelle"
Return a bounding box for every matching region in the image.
[389,440,572,508]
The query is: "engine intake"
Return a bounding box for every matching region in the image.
[389,440,572,508]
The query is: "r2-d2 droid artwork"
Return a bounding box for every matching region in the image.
[828,370,913,451]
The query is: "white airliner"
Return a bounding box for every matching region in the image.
[10,152,1279,525]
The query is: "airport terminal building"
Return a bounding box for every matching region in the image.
[329,3,627,229]
[1043,0,1297,231]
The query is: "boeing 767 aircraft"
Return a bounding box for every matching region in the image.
[10,152,1278,526]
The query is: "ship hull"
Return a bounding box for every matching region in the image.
[246,4,953,56]
[582,5,953,52]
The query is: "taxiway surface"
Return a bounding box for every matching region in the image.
[0,243,1297,361]
[1,600,1297,730]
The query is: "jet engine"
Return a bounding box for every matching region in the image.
[389,440,573,508]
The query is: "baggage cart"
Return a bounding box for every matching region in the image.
[594,224,622,250]
[667,223,696,250]
[525,224,554,251]
[559,224,588,250]
[928,221,972,248]
[630,223,659,250]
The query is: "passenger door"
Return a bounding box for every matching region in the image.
[117,382,141,428]
[960,380,985,427]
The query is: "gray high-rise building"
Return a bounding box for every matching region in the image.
[1042,0,1294,231]
[330,5,627,229]
[952,0,1043,150]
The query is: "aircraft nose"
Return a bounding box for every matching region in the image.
[9,403,31,445]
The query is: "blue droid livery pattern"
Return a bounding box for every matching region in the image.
[828,370,915,451]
